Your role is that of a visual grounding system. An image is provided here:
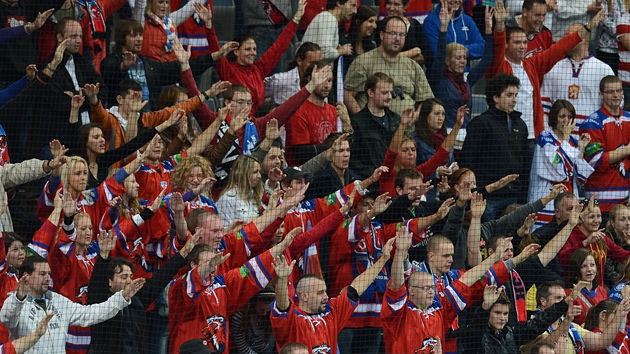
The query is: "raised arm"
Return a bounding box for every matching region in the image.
[11,313,54,354]
[272,254,295,311]
[389,227,412,290]
[350,237,395,296]
[537,207,580,267]
[467,192,485,267]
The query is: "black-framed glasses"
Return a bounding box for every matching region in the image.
[409,285,435,291]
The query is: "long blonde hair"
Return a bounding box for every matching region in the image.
[220,155,263,208]
[170,156,215,193]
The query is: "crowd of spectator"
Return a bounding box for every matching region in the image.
[2,0,630,353]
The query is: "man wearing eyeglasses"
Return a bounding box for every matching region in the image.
[580,75,630,218]
[344,16,433,116]
[381,228,538,354]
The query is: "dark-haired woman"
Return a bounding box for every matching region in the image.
[205,0,306,113]
[528,99,593,230]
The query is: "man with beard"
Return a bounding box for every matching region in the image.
[344,16,433,116]
[284,61,351,166]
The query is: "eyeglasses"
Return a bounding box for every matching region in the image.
[235,100,254,106]
[384,31,407,39]
[603,89,623,95]
[409,285,435,291]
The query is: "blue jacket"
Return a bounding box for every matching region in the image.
[427,31,494,128]
[424,4,485,61]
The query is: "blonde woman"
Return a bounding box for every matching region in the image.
[217,155,263,227]
[169,154,218,218]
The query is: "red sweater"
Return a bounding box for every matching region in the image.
[559,226,630,287]
[486,29,582,137]
[379,147,450,196]
[207,22,298,113]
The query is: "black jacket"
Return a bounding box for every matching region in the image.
[305,163,361,200]
[35,52,107,150]
[462,299,568,354]
[461,107,531,201]
[0,0,65,82]
[87,252,188,354]
[349,106,400,180]
[101,52,180,110]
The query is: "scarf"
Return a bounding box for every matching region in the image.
[444,70,470,106]
[76,0,106,34]
[509,270,527,323]
[546,317,585,354]
[146,13,177,52]
[214,117,259,182]
[429,131,446,151]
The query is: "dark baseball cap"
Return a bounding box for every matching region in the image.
[281,166,313,184]
[180,340,218,354]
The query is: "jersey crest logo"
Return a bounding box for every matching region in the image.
[568,84,580,99]
[201,315,227,353]
[312,344,332,354]
[417,337,438,352]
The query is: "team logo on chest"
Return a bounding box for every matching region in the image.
[568,84,580,99]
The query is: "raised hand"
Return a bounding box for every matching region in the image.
[307,64,333,92]
[122,278,146,301]
[513,243,541,264]
[169,192,185,213]
[179,227,202,258]
[82,83,100,105]
[470,192,486,219]
[194,2,212,26]
[583,229,605,246]
[340,188,357,214]
[272,255,295,278]
[437,176,450,195]
[437,198,455,219]
[51,39,70,69]
[53,189,64,211]
[265,118,285,142]
[228,109,251,133]
[439,0,450,28]
[523,213,537,230]
[293,0,307,22]
[36,312,55,337]
[217,103,232,122]
[109,196,122,209]
[149,187,167,212]
[16,272,29,300]
[48,140,69,170]
[71,90,85,110]
[400,107,417,127]
[578,133,591,153]
[173,39,191,66]
[382,236,396,260]
[205,80,232,98]
[218,41,239,58]
[193,177,216,195]
[372,192,392,214]
[493,0,508,29]
[63,191,77,217]
[225,219,248,234]
[484,6,495,34]
[368,166,389,184]
[395,226,412,250]
[98,230,116,257]
[33,8,55,30]
[268,167,285,184]
[281,227,302,249]
[547,184,568,200]
[121,51,137,70]
[482,285,500,309]
[455,106,469,127]
[566,280,589,304]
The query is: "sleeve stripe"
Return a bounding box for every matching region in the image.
[246,256,272,289]
[185,271,198,299]
[444,286,467,313]
[485,267,498,286]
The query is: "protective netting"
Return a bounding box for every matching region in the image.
[0,0,630,353]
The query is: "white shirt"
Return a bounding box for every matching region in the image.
[65,56,90,125]
[264,67,300,105]
[509,61,535,139]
